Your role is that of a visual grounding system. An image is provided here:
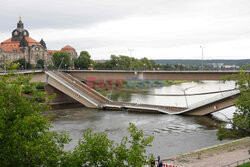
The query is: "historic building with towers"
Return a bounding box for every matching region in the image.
[0,17,77,68]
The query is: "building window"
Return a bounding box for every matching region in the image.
[14,31,18,36]
[35,47,40,51]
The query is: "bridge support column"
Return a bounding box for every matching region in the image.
[184,95,238,116]
[45,84,82,108]
[137,72,144,79]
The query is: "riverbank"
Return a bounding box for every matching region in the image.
[162,137,250,167]
[96,80,193,98]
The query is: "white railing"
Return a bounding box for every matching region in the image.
[174,90,240,114]
[46,71,100,107]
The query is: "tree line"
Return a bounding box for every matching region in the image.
[4,50,246,71]
[0,66,154,166]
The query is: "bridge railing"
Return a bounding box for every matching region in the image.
[46,71,100,106]
[221,157,250,167]
[186,89,240,110]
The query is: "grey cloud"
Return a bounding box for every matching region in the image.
[3,0,250,32]
[2,0,250,60]
[0,0,135,31]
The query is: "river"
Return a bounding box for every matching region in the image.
[49,80,236,158]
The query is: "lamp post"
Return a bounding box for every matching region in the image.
[72,59,74,70]
[181,86,195,108]
[128,49,134,71]
[0,49,5,73]
[4,55,6,73]
[58,57,64,71]
[200,46,205,71]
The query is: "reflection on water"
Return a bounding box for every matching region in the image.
[129,80,235,107]
[110,90,132,102]
[49,81,235,157]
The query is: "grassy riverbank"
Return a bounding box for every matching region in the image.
[95,80,195,96]
[238,162,250,167]
[162,80,190,86]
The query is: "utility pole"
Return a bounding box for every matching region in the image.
[58,57,64,71]
[200,46,205,71]
[4,55,6,73]
[72,58,74,70]
[183,89,188,108]
[128,49,134,71]
[24,54,26,70]
[182,86,195,108]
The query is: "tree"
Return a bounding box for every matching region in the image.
[217,65,250,140]
[62,122,154,167]
[75,51,93,69]
[95,55,154,71]
[12,58,31,70]
[0,69,70,166]
[140,57,153,70]
[36,59,45,69]
[0,66,155,166]
[52,51,71,69]
[13,58,25,69]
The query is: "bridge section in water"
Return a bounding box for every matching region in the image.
[45,71,239,116]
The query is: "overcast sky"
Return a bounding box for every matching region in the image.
[1,0,250,60]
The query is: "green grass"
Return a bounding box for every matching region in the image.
[237,162,250,167]
[162,80,191,86]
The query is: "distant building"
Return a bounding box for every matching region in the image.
[47,45,77,60]
[211,63,224,69]
[0,17,77,68]
[223,65,239,69]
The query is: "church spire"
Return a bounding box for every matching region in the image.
[11,17,29,41]
[17,17,24,29]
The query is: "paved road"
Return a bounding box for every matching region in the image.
[179,148,249,167]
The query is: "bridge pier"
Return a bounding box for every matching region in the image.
[45,84,83,109]
[136,72,144,79]
[39,71,240,115]
[182,95,238,116]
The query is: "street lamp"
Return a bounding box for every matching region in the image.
[181,86,195,108]
[0,49,5,73]
[4,55,6,73]
[128,49,134,71]
[58,57,64,71]
[200,46,205,71]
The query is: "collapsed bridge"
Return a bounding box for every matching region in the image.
[44,71,239,116]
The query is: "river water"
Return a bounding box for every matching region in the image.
[49,81,236,158]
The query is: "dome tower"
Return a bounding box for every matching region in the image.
[11,17,29,42]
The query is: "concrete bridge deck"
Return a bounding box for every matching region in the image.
[2,69,249,81]
[44,71,240,116]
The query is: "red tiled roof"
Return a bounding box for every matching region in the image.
[0,36,40,53]
[0,42,21,52]
[47,50,60,55]
[2,37,40,46]
[61,45,76,52]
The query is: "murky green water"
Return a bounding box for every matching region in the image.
[49,81,235,157]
